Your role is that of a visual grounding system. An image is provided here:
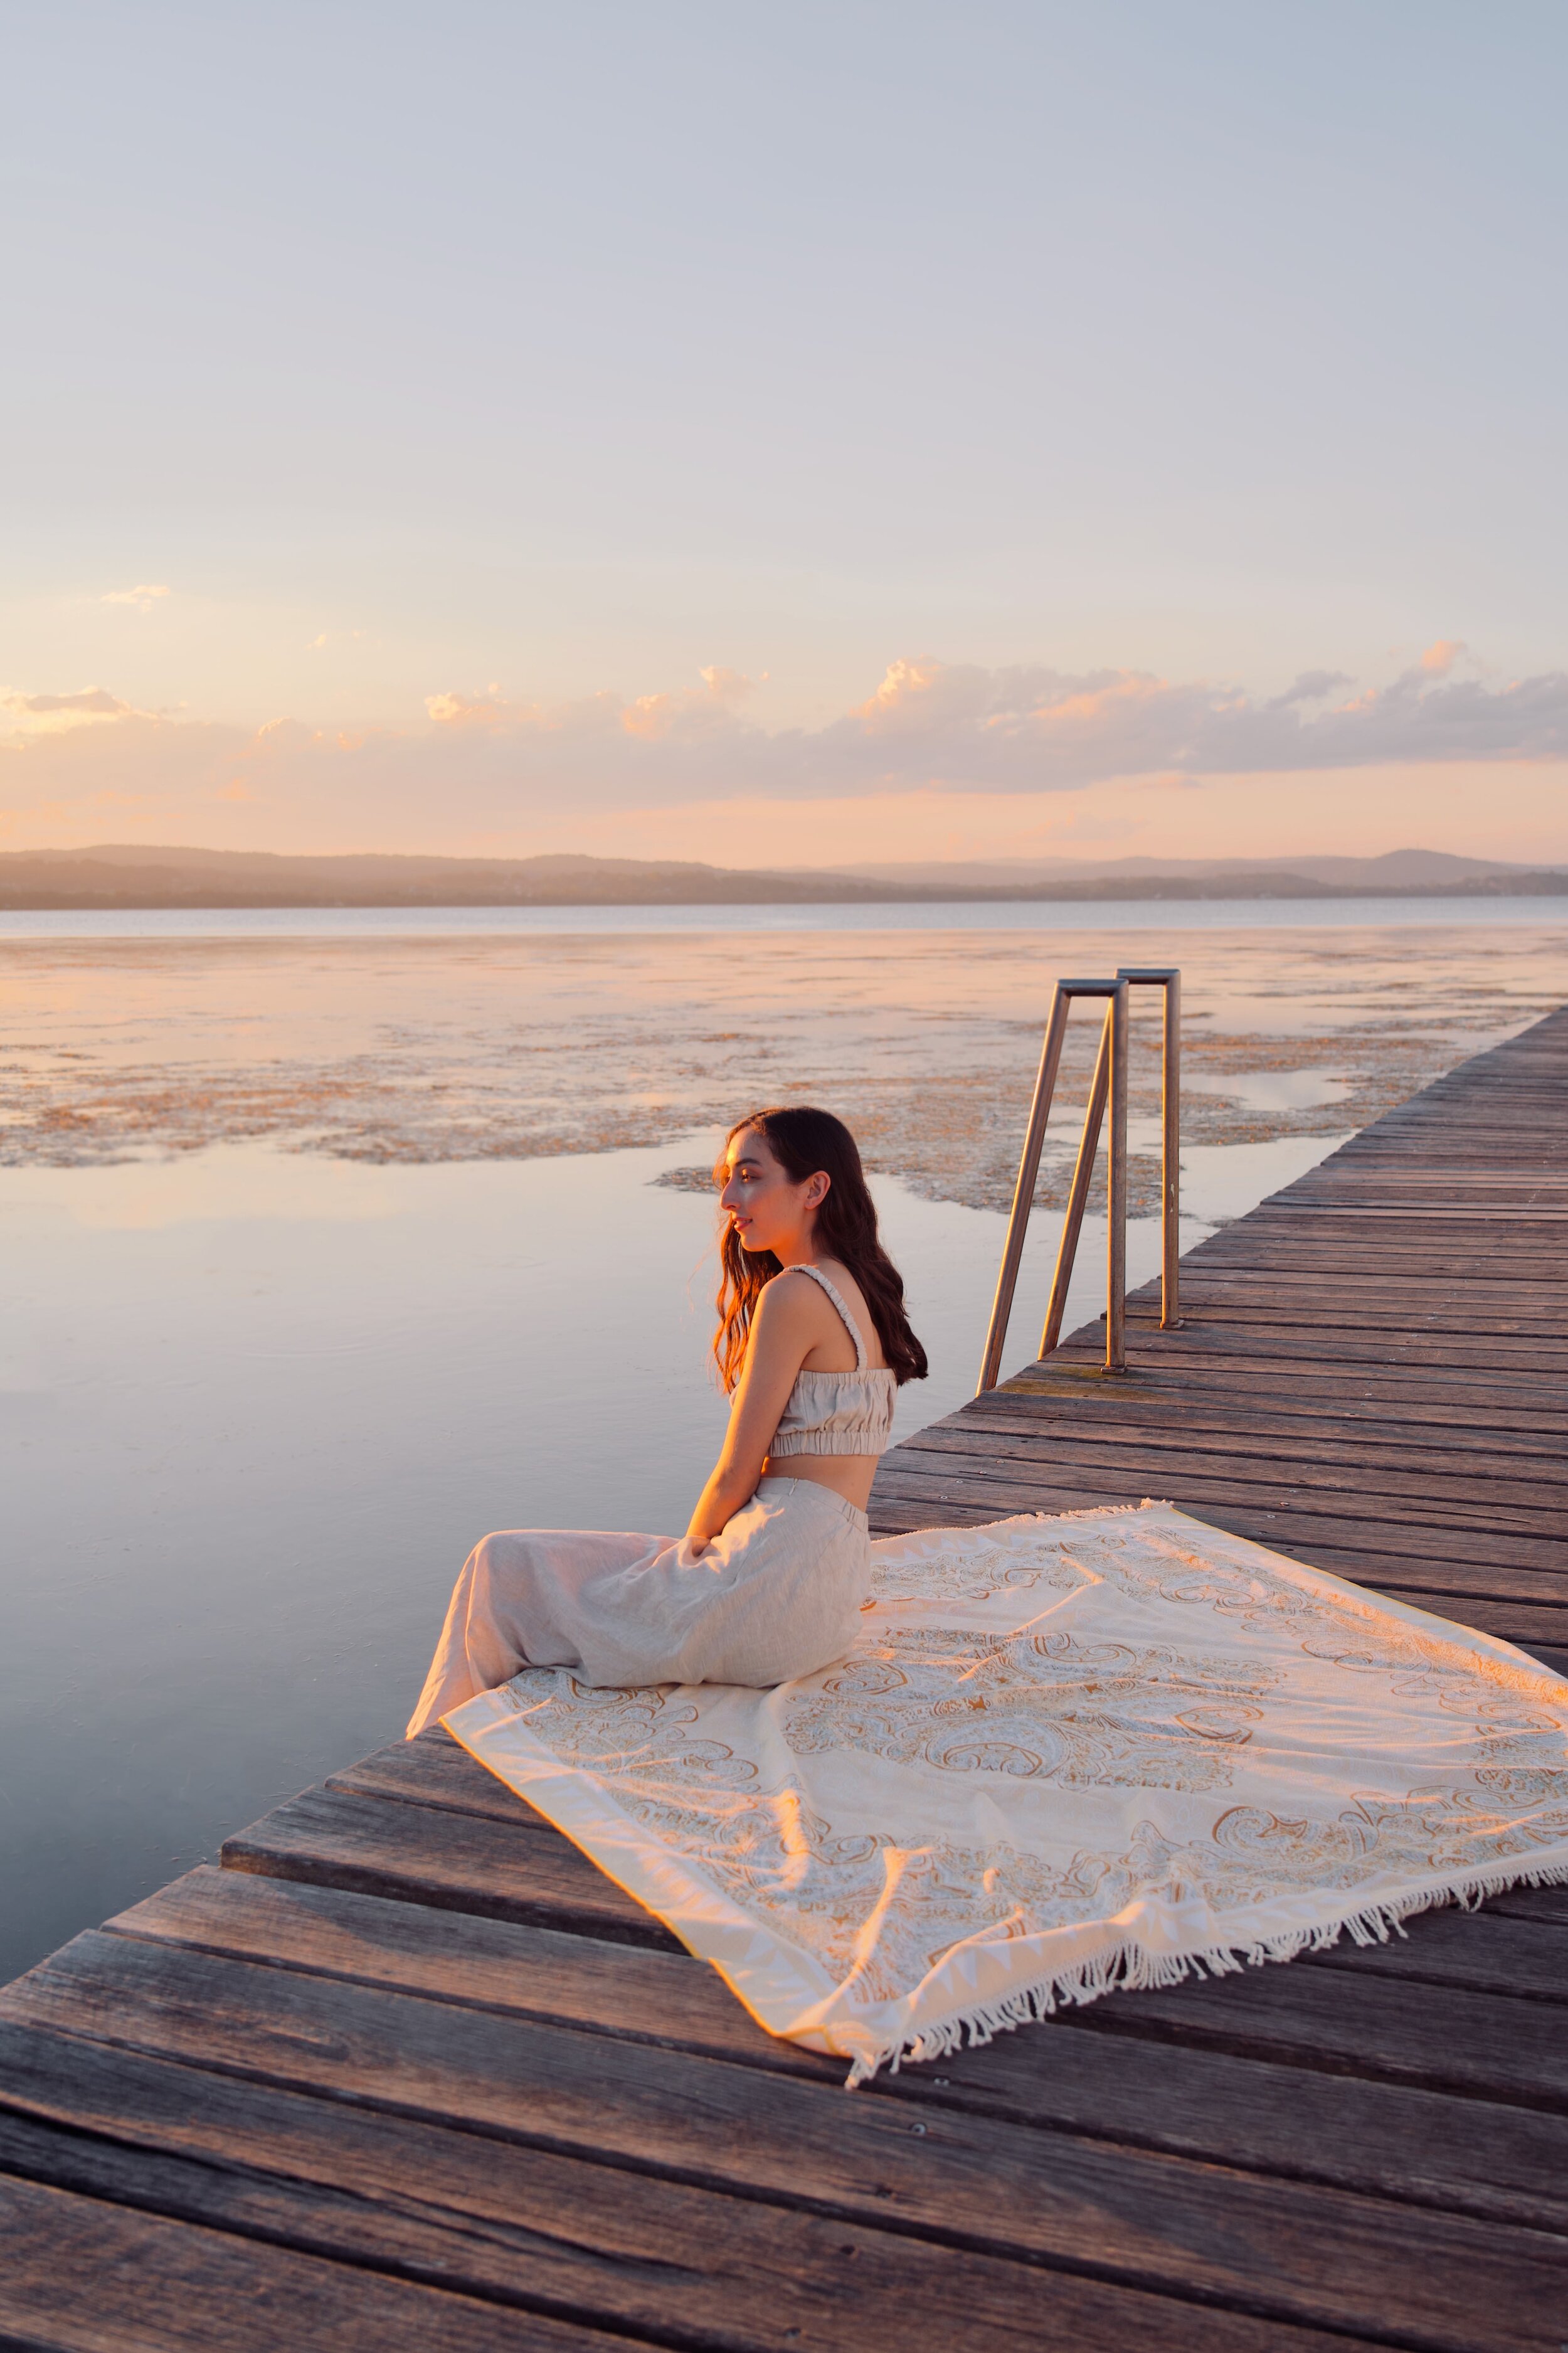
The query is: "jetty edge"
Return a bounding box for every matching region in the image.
[0,1006,1564,2352]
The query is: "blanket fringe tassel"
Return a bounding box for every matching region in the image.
[1012,1499,1167,1526]
[843,1854,1568,2087]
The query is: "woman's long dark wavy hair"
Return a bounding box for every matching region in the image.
[712,1105,929,1393]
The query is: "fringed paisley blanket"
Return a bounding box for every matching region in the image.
[445,1502,1568,2083]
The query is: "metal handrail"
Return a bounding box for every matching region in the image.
[975,964,1180,1393]
[1118,966,1182,1331]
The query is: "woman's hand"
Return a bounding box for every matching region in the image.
[684,1274,822,1549]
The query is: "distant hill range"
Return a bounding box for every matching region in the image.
[1,843,1565,908]
[832,848,1568,895]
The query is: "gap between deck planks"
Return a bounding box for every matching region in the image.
[0,1007,1565,2351]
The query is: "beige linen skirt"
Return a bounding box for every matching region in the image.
[406,1475,871,1736]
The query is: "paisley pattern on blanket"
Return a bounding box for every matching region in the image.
[447,1503,1568,2081]
[781,1627,1278,1790]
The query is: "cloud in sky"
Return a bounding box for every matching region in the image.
[1421,640,1464,676]
[102,584,171,612]
[798,644,1568,790]
[5,687,130,717]
[1,685,137,736]
[409,642,1568,798]
[423,662,760,748]
[3,645,1567,855]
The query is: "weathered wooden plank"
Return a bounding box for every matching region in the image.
[1303,1908,1568,2002]
[869,1493,1568,1594]
[1300,1170,1568,1182]
[874,1490,1554,1600]
[1079,1312,1568,1355]
[1193,1263,1564,1287]
[0,2170,634,2352]
[1176,1295,1568,1332]
[3,1932,1562,2350]
[1214,1189,1568,1208]
[875,1443,1566,1544]
[1000,1378,1568,1435]
[0,2037,1242,2353]
[1168,1302,1568,1342]
[220,1785,681,1951]
[886,1450,1568,1547]
[923,1479,1568,1575]
[1279,1155,1568,1167]
[949,1396,1568,1475]
[1120,1310,1568,1344]
[1022,1339,1568,1391]
[1126,1281,1568,1319]
[1313,1123,1568,1144]
[1212,1257,1566,1279]
[1200,1195,1568,1218]
[1165,1314,1559,1347]
[1183,1275,1568,1304]
[873,1451,1568,1565]
[106,1868,782,2057]
[1476,1880,1568,1925]
[1075,1324,1568,1369]
[1274,1174,1568,1187]
[1015,1329,1568,1388]
[97,1869,1568,2234]
[1026,1317,1563,1374]
[1234,1189,1568,1204]
[949,1419,1568,1492]
[1145,1261,1568,1299]
[955,1398,1568,1478]
[1234,1556,1568,1625]
[328,1736,582,1825]
[1066,1952,1568,2106]
[894,1423,1568,1531]
[1181,1238,1568,1267]
[1180,1244,1568,1275]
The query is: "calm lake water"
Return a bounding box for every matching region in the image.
[3,893,1565,940]
[1,898,1564,1982]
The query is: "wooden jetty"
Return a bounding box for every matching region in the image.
[2,1008,1566,2352]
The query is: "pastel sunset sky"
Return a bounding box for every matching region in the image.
[5,3,1566,866]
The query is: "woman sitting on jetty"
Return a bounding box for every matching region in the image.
[406,1105,927,1733]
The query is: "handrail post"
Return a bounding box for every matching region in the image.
[1106,978,1128,1373]
[1162,969,1180,1327]
[1039,1011,1110,1358]
[1116,966,1182,1329]
[976,985,1071,1393]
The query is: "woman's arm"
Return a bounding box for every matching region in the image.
[686,1275,822,1549]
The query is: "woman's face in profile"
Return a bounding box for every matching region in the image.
[718,1127,823,1254]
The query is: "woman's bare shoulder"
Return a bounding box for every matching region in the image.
[742,1270,835,1383]
[754,1267,835,1328]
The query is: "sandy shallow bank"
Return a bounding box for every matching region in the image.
[3,918,1562,1211]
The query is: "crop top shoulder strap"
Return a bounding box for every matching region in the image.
[785,1264,868,1370]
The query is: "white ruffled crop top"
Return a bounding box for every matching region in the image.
[768,1264,897,1457]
